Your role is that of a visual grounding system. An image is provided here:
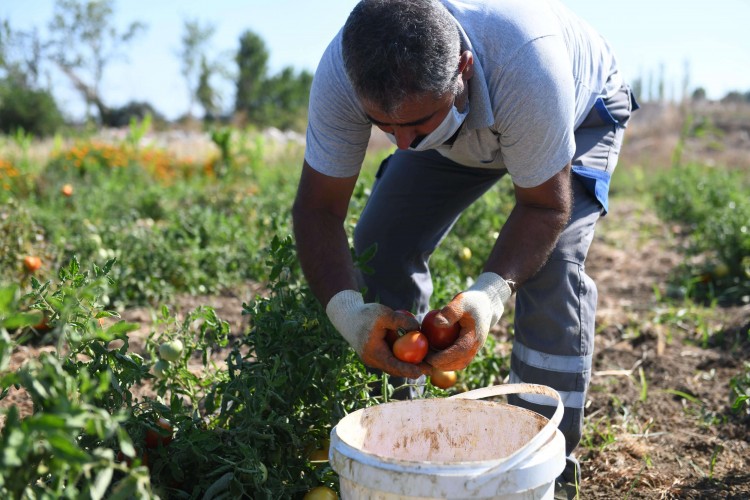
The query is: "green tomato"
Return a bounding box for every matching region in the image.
[304,486,337,500]
[159,339,184,362]
[153,359,169,379]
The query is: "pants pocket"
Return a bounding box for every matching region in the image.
[572,84,638,214]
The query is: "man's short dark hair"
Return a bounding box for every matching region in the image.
[342,0,462,114]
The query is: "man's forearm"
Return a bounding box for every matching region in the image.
[483,203,569,289]
[292,208,359,306]
[483,165,573,289]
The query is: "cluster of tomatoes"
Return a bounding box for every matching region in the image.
[386,309,460,389]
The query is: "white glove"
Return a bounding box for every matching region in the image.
[326,289,423,376]
[426,272,512,371]
[326,289,390,355]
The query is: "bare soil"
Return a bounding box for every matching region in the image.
[562,200,749,499]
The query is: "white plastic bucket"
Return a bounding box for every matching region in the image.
[329,383,565,499]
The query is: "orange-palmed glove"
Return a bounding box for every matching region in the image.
[425,272,512,371]
[326,289,423,377]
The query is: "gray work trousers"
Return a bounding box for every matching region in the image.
[354,84,637,456]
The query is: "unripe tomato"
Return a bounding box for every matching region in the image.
[392,331,429,363]
[459,247,472,261]
[421,309,460,350]
[152,359,169,379]
[304,486,338,500]
[145,417,173,448]
[430,369,458,389]
[159,339,184,361]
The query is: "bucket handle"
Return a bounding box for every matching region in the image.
[449,383,564,488]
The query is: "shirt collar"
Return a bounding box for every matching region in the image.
[454,16,494,130]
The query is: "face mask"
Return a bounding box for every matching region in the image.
[386,101,469,151]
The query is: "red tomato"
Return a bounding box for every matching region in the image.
[23,256,42,273]
[396,309,416,319]
[421,309,460,350]
[430,369,458,389]
[392,331,429,364]
[145,417,173,448]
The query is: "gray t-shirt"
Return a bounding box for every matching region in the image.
[305,0,621,188]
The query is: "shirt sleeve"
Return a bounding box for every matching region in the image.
[495,35,576,188]
[304,34,372,178]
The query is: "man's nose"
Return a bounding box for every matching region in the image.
[393,127,418,150]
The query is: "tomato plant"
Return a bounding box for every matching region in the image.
[421,309,460,350]
[392,330,429,363]
[430,369,458,389]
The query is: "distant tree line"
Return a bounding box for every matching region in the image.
[0,0,313,135]
[629,60,750,106]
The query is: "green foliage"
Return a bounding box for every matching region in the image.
[0,261,157,499]
[1,132,299,308]
[187,236,375,497]
[103,101,164,129]
[234,29,312,131]
[234,30,269,119]
[653,163,750,304]
[0,200,47,281]
[0,80,64,136]
[730,361,750,415]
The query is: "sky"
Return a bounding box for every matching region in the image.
[3,0,750,121]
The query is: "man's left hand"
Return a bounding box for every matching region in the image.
[425,272,512,371]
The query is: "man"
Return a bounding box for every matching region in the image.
[292,0,637,491]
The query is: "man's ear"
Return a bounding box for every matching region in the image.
[459,51,475,81]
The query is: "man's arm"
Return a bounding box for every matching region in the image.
[484,163,573,288]
[292,160,426,378]
[424,163,573,371]
[292,160,360,306]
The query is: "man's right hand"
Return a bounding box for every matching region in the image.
[326,290,427,378]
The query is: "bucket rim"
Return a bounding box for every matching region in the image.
[330,415,560,470]
[332,398,549,466]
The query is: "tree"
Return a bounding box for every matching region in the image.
[0,80,64,135]
[0,21,45,89]
[1,19,63,135]
[234,30,269,122]
[261,67,313,130]
[691,87,707,102]
[46,0,146,123]
[178,19,216,119]
[197,56,221,120]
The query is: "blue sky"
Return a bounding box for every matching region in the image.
[3,0,750,120]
